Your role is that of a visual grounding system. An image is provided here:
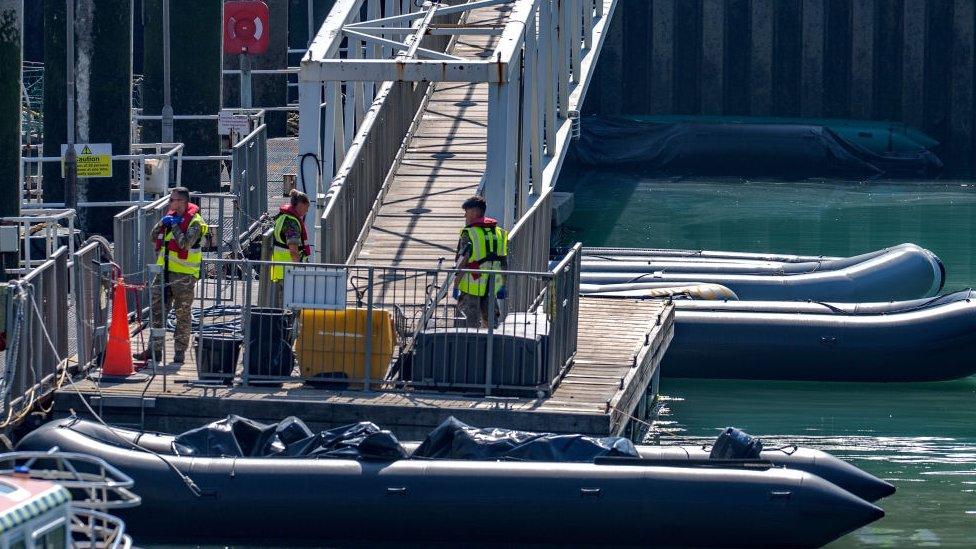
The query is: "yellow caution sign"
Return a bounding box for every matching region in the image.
[61,143,113,178]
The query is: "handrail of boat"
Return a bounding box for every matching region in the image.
[70,507,133,549]
[0,451,141,509]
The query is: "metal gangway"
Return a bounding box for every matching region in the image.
[297,0,618,295]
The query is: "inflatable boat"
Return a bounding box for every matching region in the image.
[660,289,976,381]
[580,243,945,302]
[17,418,886,547]
[627,115,940,154]
[570,115,943,177]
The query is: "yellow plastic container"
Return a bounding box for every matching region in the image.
[294,308,397,387]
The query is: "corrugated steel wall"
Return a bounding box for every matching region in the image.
[586,0,976,175]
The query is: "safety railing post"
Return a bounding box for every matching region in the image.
[543,0,557,153]
[194,259,205,380]
[558,0,570,118]
[571,0,582,78]
[583,0,593,50]
[241,259,252,387]
[485,274,496,397]
[72,247,88,369]
[216,197,226,308]
[364,266,374,391]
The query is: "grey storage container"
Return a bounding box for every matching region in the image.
[410,327,545,395]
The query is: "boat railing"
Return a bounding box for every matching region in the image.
[0,450,140,549]
[0,451,140,510]
[1,247,70,428]
[171,248,580,397]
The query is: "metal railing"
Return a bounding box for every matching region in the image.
[1,247,69,425]
[0,209,77,274]
[170,247,579,397]
[19,142,185,208]
[132,108,266,145]
[113,190,257,318]
[112,197,168,313]
[231,124,269,241]
[544,242,581,385]
[0,451,140,549]
[507,185,554,310]
[72,241,112,372]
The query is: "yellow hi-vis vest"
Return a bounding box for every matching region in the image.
[457,225,508,297]
[271,212,306,282]
[156,213,208,278]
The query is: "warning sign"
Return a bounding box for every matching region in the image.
[218,111,251,136]
[61,143,113,178]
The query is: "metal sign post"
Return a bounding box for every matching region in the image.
[223,1,269,111]
[161,0,174,143]
[240,51,252,109]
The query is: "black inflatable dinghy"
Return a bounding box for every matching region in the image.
[663,289,976,381]
[17,417,887,548]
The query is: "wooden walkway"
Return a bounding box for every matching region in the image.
[352,8,498,270]
[54,297,672,439]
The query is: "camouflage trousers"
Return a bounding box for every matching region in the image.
[456,292,500,329]
[149,272,196,354]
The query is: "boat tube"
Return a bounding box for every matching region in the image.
[17,417,885,547]
[661,289,976,381]
[580,243,945,302]
[584,246,841,264]
[630,445,895,502]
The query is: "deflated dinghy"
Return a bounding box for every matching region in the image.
[662,289,976,381]
[17,416,886,548]
[580,243,944,301]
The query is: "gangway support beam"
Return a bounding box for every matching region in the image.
[297,80,322,252]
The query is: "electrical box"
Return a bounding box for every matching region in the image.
[143,158,170,194]
[0,226,18,253]
[283,268,346,310]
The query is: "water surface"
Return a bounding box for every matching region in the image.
[558,170,976,547]
[558,171,976,289]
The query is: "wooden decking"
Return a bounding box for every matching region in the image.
[54,297,672,438]
[353,9,499,270]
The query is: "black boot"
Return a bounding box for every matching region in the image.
[172,350,186,364]
[132,348,161,362]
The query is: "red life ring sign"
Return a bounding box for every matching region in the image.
[224,1,270,55]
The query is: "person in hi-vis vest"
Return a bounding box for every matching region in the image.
[270,189,311,305]
[452,195,508,328]
[134,187,209,364]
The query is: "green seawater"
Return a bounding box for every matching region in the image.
[558,169,976,547]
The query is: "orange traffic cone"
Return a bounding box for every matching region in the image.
[100,278,140,380]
